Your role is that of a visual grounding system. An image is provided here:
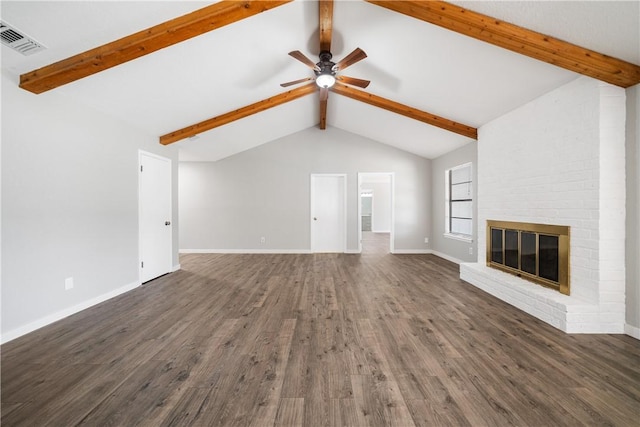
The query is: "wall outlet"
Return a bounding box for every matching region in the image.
[260,236,266,244]
[469,247,473,255]
[424,237,429,244]
[65,277,74,290]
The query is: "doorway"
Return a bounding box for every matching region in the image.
[358,173,394,254]
[139,151,172,283]
[310,174,346,253]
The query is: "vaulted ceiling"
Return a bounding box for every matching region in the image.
[2,1,639,161]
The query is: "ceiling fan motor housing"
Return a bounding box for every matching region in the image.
[315,50,336,77]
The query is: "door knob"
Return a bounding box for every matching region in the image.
[165,221,171,226]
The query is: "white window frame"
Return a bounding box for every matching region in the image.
[444,162,473,242]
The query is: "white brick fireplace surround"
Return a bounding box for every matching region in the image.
[460,77,626,333]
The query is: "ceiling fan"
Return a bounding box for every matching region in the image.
[280,47,371,90]
[281,48,370,89]
[280,48,370,129]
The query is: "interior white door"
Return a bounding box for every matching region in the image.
[311,174,346,253]
[139,151,172,283]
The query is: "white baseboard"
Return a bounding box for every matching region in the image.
[182,249,374,255]
[171,263,181,272]
[182,249,446,256]
[430,250,464,265]
[1,280,140,345]
[625,323,640,340]
[180,249,312,254]
[183,248,460,256]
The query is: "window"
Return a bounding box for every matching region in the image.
[445,162,473,241]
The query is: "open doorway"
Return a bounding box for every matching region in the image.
[358,173,394,254]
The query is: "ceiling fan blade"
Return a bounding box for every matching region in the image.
[319,0,334,52]
[288,50,320,71]
[334,48,367,71]
[319,87,329,129]
[336,75,370,88]
[280,77,315,87]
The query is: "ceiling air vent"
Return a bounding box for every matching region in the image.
[0,21,46,56]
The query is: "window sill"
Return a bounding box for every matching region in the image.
[444,233,473,243]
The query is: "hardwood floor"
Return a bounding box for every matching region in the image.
[2,252,639,426]
[361,232,390,254]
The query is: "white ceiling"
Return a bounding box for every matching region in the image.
[2,1,638,161]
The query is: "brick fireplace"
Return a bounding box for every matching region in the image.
[460,77,626,333]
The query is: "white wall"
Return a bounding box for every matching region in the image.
[431,142,477,263]
[179,127,431,253]
[626,84,640,336]
[1,71,180,342]
[361,180,391,232]
[462,76,627,333]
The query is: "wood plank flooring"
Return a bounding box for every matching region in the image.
[361,232,390,254]
[2,252,640,426]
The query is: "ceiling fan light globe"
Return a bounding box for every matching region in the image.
[316,74,336,88]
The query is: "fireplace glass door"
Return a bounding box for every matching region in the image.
[486,220,569,295]
[520,232,537,275]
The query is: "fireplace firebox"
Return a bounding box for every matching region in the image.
[486,220,570,295]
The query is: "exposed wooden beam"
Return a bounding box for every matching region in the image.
[319,0,334,53]
[319,87,329,129]
[331,82,477,139]
[160,83,317,145]
[319,1,333,129]
[366,0,640,88]
[20,1,292,94]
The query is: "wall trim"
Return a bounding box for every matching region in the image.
[624,323,640,340]
[172,264,181,272]
[430,250,464,265]
[182,249,441,255]
[393,249,431,254]
[443,232,474,243]
[1,280,140,344]
[180,249,313,254]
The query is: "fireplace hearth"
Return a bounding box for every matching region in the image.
[486,220,570,295]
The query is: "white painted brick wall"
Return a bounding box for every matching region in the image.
[597,82,627,330]
[466,77,626,333]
